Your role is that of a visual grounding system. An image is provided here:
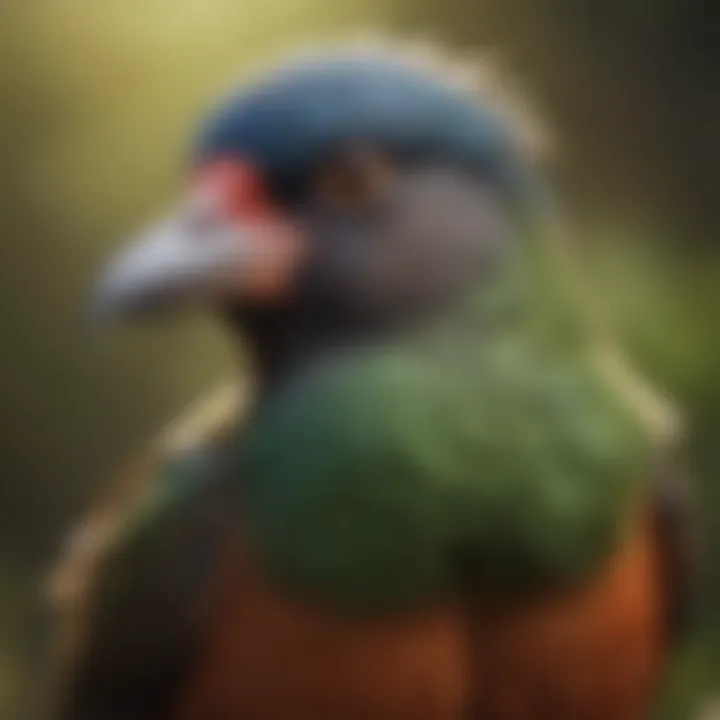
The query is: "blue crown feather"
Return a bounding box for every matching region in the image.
[196,53,539,206]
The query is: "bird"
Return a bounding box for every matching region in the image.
[47,41,695,720]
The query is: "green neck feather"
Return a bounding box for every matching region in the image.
[236,235,651,611]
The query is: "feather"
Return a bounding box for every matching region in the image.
[47,380,248,720]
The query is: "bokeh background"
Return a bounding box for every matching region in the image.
[0,1,717,718]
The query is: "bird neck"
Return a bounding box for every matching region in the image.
[227,303,380,400]
[234,225,575,404]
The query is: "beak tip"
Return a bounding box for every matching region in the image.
[88,261,147,327]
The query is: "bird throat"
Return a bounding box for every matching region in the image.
[226,241,525,402]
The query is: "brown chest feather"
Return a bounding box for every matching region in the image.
[174,519,665,720]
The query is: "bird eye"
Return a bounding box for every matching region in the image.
[315,147,395,210]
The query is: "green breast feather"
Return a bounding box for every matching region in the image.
[238,280,652,610]
[90,274,657,618]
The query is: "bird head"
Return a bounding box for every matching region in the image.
[94,44,544,383]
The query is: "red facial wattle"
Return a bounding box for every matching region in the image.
[193,159,304,301]
[194,160,274,222]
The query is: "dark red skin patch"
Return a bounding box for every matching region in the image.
[193,160,305,301]
[195,160,274,221]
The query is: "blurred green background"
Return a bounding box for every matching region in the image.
[0,1,717,718]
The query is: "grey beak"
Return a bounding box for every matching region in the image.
[93,213,253,322]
